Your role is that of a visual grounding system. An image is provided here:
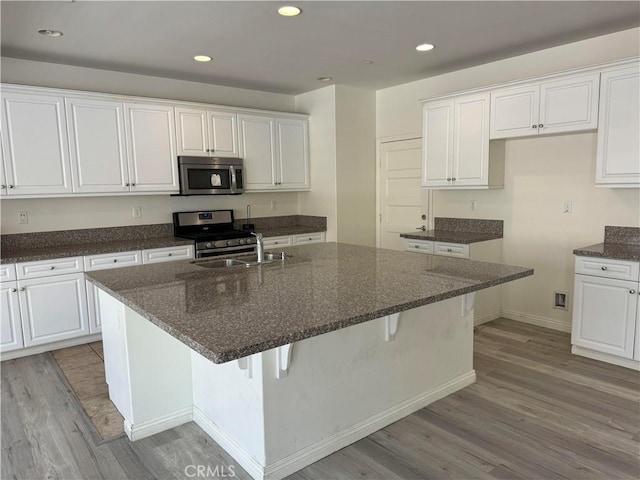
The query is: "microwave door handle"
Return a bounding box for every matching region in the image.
[229,165,237,193]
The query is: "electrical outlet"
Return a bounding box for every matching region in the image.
[562,201,573,214]
[18,211,28,224]
[471,200,477,211]
[270,200,277,211]
[553,291,569,310]
[132,206,142,218]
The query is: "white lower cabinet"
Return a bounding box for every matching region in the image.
[264,232,326,249]
[142,245,194,264]
[263,235,294,249]
[292,232,326,246]
[19,273,89,347]
[1,281,24,352]
[572,256,639,368]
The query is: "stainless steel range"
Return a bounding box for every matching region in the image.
[173,210,256,258]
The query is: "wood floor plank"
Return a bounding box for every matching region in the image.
[2,319,639,480]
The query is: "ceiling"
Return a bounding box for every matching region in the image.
[1,1,639,95]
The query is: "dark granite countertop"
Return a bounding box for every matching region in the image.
[573,243,640,262]
[85,242,533,364]
[1,237,194,264]
[573,226,640,262]
[400,230,503,244]
[400,217,503,244]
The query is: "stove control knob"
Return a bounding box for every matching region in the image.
[226,240,233,246]
[206,242,212,248]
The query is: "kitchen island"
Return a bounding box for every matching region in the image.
[86,243,533,480]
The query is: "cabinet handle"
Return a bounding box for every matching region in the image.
[168,253,172,256]
[452,177,456,181]
[0,185,5,189]
[20,287,25,291]
[8,185,14,189]
[538,124,543,128]
[532,125,537,129]
[631,290,636,295]
[125,183,130,187]
[50,266,55,270]
[601,266,607,271]
[447,248,452,252]
[10,288,17,293]
[113,259,118,262]
[414,245,420,249]
[131,183,136,187]
[446,177,451,181]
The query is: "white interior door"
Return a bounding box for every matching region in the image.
[378,138,430,250]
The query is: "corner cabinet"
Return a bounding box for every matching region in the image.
[572,256,639,369]
[238,113,309,192]
[1,91,73,195]
[422,92,504,189]
[490,72,600,139]
[595,63,640,188]
[175,106,239,158]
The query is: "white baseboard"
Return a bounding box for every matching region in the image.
[501,309,571,332]
[194,370,476,480]
[474,310,501,327]
[1,333,103,361]
[572,346,639,371]
[125,407,193,441]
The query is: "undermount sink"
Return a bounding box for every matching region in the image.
[194,252,288,269]
[195,258,249,268]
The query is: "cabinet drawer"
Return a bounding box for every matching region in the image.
[575,256,639,281]
[263,236,293,248]
[84,251,142,271]
[293,232,325,245]
[17,256,84,280]
[0,264,17,283]
[434,242,470,258]
[142,245,194,264]
[405,239,434,254]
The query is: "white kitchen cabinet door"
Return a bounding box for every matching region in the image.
[142,245,194,264]
[175,107,209,156]
[66,97,129,193]
[452,93,490,187]
[539,73,599,135]
[124,103,179,193]
[1,91,73,195]
[422,100,453,188]
[490,84,539,139]
[276,118,309,189]
[0,282,24,352]
[238,114,276,190]
[18,273,89,347]
[635,305,640,361]
[208,111,239,158]
[572,274,638,359]
[0,130,7,196]
[595,64,640,187]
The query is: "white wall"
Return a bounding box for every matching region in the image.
[0,57,302,233]
[295,86,338,242]
[376,27,640,331]
[335,86,376,247]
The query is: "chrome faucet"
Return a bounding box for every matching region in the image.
[251,232,264,263]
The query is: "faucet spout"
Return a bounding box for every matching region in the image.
[251,232,264,263]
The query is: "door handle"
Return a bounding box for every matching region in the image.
[416,226,426,231]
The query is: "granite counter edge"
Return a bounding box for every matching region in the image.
[400,231,504,244]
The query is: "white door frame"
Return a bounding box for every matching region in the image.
[376,134,432,248]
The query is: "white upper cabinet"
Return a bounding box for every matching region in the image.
[238,113,310,191]
[490,73,600,139]
[1,91,73,195]
[66,97,129,193]
[595,63,640,187]
[124,102,179,193]
[175,106,239,158]
[276,117,309,189]
[423,92,503,189]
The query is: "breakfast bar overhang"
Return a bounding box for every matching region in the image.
[86,243,533,480]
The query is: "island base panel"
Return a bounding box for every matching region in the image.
[99,291,475,480]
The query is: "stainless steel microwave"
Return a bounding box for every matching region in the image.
[177,156,244,195]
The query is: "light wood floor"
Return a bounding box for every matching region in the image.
[2,319,639,479]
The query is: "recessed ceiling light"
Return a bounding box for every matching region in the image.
[38,29,63,38]
[362,60,374,64]
[416,43,435,52]
[278,5,302,16]
[194,55,213,62]
[317,77,333,82]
